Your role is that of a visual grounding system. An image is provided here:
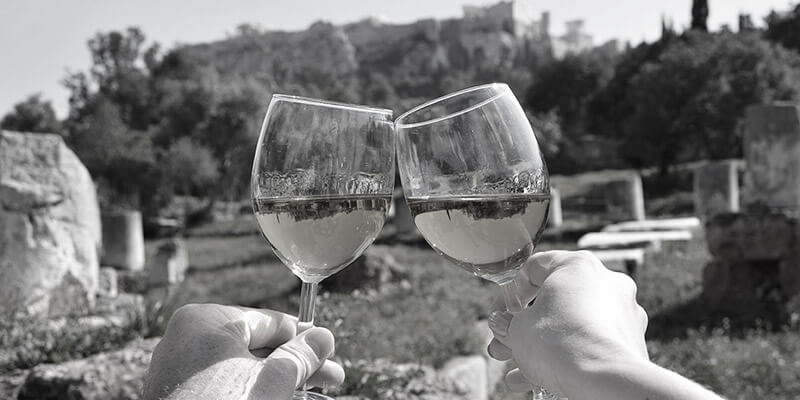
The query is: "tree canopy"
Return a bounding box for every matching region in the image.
[0,94,62,134]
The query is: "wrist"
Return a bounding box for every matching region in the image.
[573,354,721,400]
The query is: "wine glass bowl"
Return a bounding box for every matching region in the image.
[395,83,557,399]
[251,94,394,399]
[396,83,550,285]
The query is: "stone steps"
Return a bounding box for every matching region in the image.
[578,219,697,278]
[602,217,700,232]
[578,229,693,250]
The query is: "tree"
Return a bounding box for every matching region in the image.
[691,0,709,32]
[63,27,167,212]
[593,31,800,174]
[1,94,62,134]
[589,35,675,139]
[525,51,615,139]
[198,86,264,200]
[85,27,158,129]
[766,5,800,53]
[164,137,219,196]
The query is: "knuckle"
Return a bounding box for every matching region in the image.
[615,272,638,295]
[172,303,206,321]
[637,305,649,328]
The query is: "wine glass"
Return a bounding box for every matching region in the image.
[252,94,395,400]
[395,83,558,400]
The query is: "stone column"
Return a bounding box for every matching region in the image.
[693,160,740,220]
[604,174,645,222]
[148,238,188,287]
[743,104,800,210]
[547,187,563,228]
[101,210,145,271]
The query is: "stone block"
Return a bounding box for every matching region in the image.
[325,245,408,292]
[93,293,145,324]
[743,104,800,210]
[604,174,645,222]
[701,260,784,317]
[101,210,145,271]
[694,160,740,220]
[779,250,800,300]
[98,267,118,297]
[47,272,93,318]
[0,130,101,319]
[17,338,158,400]
[330,359,468,398]
[548,187,563,227]
[705,212,795,261]
[439,355,488,400]
[148,238,188,287]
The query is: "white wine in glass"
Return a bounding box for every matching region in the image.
[252,94,395,399]
[396,83,559,400]
[407,194,550,282]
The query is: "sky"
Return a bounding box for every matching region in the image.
[0,0,795,118]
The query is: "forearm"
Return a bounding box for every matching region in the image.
[572,357,724,400]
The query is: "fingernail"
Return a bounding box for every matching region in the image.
[488,311,512,337]
[303,327,334,358]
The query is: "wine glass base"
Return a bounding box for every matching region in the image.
[292,391,334,400]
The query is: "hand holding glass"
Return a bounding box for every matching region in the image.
[395,84,558,399]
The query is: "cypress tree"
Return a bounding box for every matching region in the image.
[691,0,709,31]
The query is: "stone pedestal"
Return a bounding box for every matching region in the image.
[701,260,784,317]
[694,160,740,220]
[604,174,645,222]
[148,238,188,287]
[705,212,795,261]
[324,246,407,292]
[101,210,145,271]
[98,267,118,298]
[703,211,799,316]
[701,103,800,319]
[548,187,563,227]
[743,104,800,210]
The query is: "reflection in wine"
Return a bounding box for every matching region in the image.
[408,194,550,283]
[254,195,390,283]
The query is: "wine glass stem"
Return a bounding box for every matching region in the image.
[499,279,524,312]
[499,279,561,400]
[298,281,319,327]
[296,281,319,400]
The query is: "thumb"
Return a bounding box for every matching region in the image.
[253,327,335,394]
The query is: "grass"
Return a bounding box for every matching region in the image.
[185,216,260,237]
[3,212,798,399]
[142,225,800,399]
[0,310,146,373]
[145,234,276,271]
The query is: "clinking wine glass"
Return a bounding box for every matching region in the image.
[251,94,395,400]
[395,83,559,400]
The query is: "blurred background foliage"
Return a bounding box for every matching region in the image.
[3,4,800,219]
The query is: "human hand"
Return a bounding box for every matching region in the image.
[487,250,649,398]
[143,304,344,400]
